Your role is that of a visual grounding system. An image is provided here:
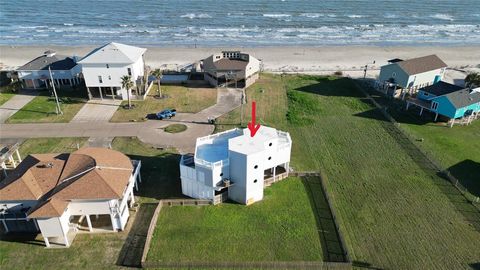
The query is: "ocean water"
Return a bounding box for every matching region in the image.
[0,0,479,46]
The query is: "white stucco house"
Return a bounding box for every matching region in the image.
[16,50,82,90]
[202,51,261,88]
[0,147,141,248]
[78,42,147,100]
[377,55,447,98]
[179,126,291,205]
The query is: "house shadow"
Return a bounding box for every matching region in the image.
[447,160,480,198]
[0,232,45,247]
[292,76,365,98]
[470,262,480,270]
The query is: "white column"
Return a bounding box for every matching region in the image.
[129,190,135,207]
[9,156,16,168]
[1,219,9,233]
[15,149,22,163]
[110,214,117,232]
[134,176,138,192]
[69,79,73,86]
[273,166,276,180]
[419,107,424,116]
[1,162,7,177]
[85,215,93,232]
[32,79,36,89]
[138,172,142,183]
[434,113,439,122]
[63,232,69,247]
[99,87,103,100]
[111,87,115,101]
[44,236,50,247]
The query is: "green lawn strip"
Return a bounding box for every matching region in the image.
[18,137,88,155]
[110,85,217,122]
[0,93,15,106]
[147,178,324,263]
[6,88,87,123]
[163,124,187,133]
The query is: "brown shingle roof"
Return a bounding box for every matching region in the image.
[0,147,134,218]
[397,55,447,75]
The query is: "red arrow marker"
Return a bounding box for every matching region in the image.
[247,101,261,137]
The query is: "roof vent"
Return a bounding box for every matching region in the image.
[44,50,56,57]
[37,162,54,168]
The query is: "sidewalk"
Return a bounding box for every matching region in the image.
[0,90,38,123]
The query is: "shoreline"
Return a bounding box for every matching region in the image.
[1,45,479,77]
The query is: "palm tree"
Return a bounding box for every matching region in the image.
[151,69,163,98]
[121,75,134,109]
[465,72,480,88]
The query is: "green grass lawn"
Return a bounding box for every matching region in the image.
[110,85,217,122]
[367,92,480,199]
[147,178,325,264]
[0,92,15,107]
[214,74,480,269]
[163,123,187,133]
[6,87,87,123]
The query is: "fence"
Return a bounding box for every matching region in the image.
[353,79,480,210]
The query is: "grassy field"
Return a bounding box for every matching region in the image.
[0,86,16,106]
[110,85,217,122]
[367,92,480,199]
[213,74,480,269]
[6,87,87,123]
[147,178,326,264]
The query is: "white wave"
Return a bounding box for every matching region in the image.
[430,13,454,21]
[300,13,323,18]
[327,14,337,18]
[18,25,48,29]
[347,14,365,18]
[384,14,398,19]
[180,13,211,19]
[63,23,74,26]
[263,13,291,18]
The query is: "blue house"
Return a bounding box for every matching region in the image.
[406,81,480,126]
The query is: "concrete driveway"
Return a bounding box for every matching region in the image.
[71,99,122,123]
[0,90,38,123]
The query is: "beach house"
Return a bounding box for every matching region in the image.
[378,55,447,98]
[202,51,260,88]
[16,50,82,90]
[78,42,147,100]
[179,126,291,205]
[0,147,141,247]
[405,81,480,126]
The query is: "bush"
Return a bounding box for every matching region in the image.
[334,70,343,76]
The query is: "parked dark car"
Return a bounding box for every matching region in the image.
[146,109,177,120]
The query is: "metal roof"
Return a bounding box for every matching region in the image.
[78,42,146,64]
[396,55,447,75]
[420,81,463,96]
[445,88,480,109]
[17,54,77,71]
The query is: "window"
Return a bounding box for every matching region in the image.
[98,76,103,83]
[127,68,132,76]
[108,75,111,80]
[254,179,258,183]
[424,92,429,97]
[269,142,273,147]
[216,56,221,59]
[268,157,272,160]
[254,165,258,169]
[106,64,109,68]
[431,101,439,110]
[220,172,223,177]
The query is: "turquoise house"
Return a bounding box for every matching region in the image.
[406,81,480,123]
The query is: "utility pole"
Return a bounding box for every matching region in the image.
[49,66,63,115]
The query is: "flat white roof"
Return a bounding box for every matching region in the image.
[229,126,283,155]
[194,126,291,165]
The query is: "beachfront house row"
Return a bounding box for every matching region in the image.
[202,51,260,88]
[406,81,480,126]
[378,55,447,98]
[17,50,82,90]
[0,148,141,248]
[179,126,291,205]
[78,42,147,100]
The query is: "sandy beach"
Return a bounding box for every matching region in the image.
[1,45,479,78]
